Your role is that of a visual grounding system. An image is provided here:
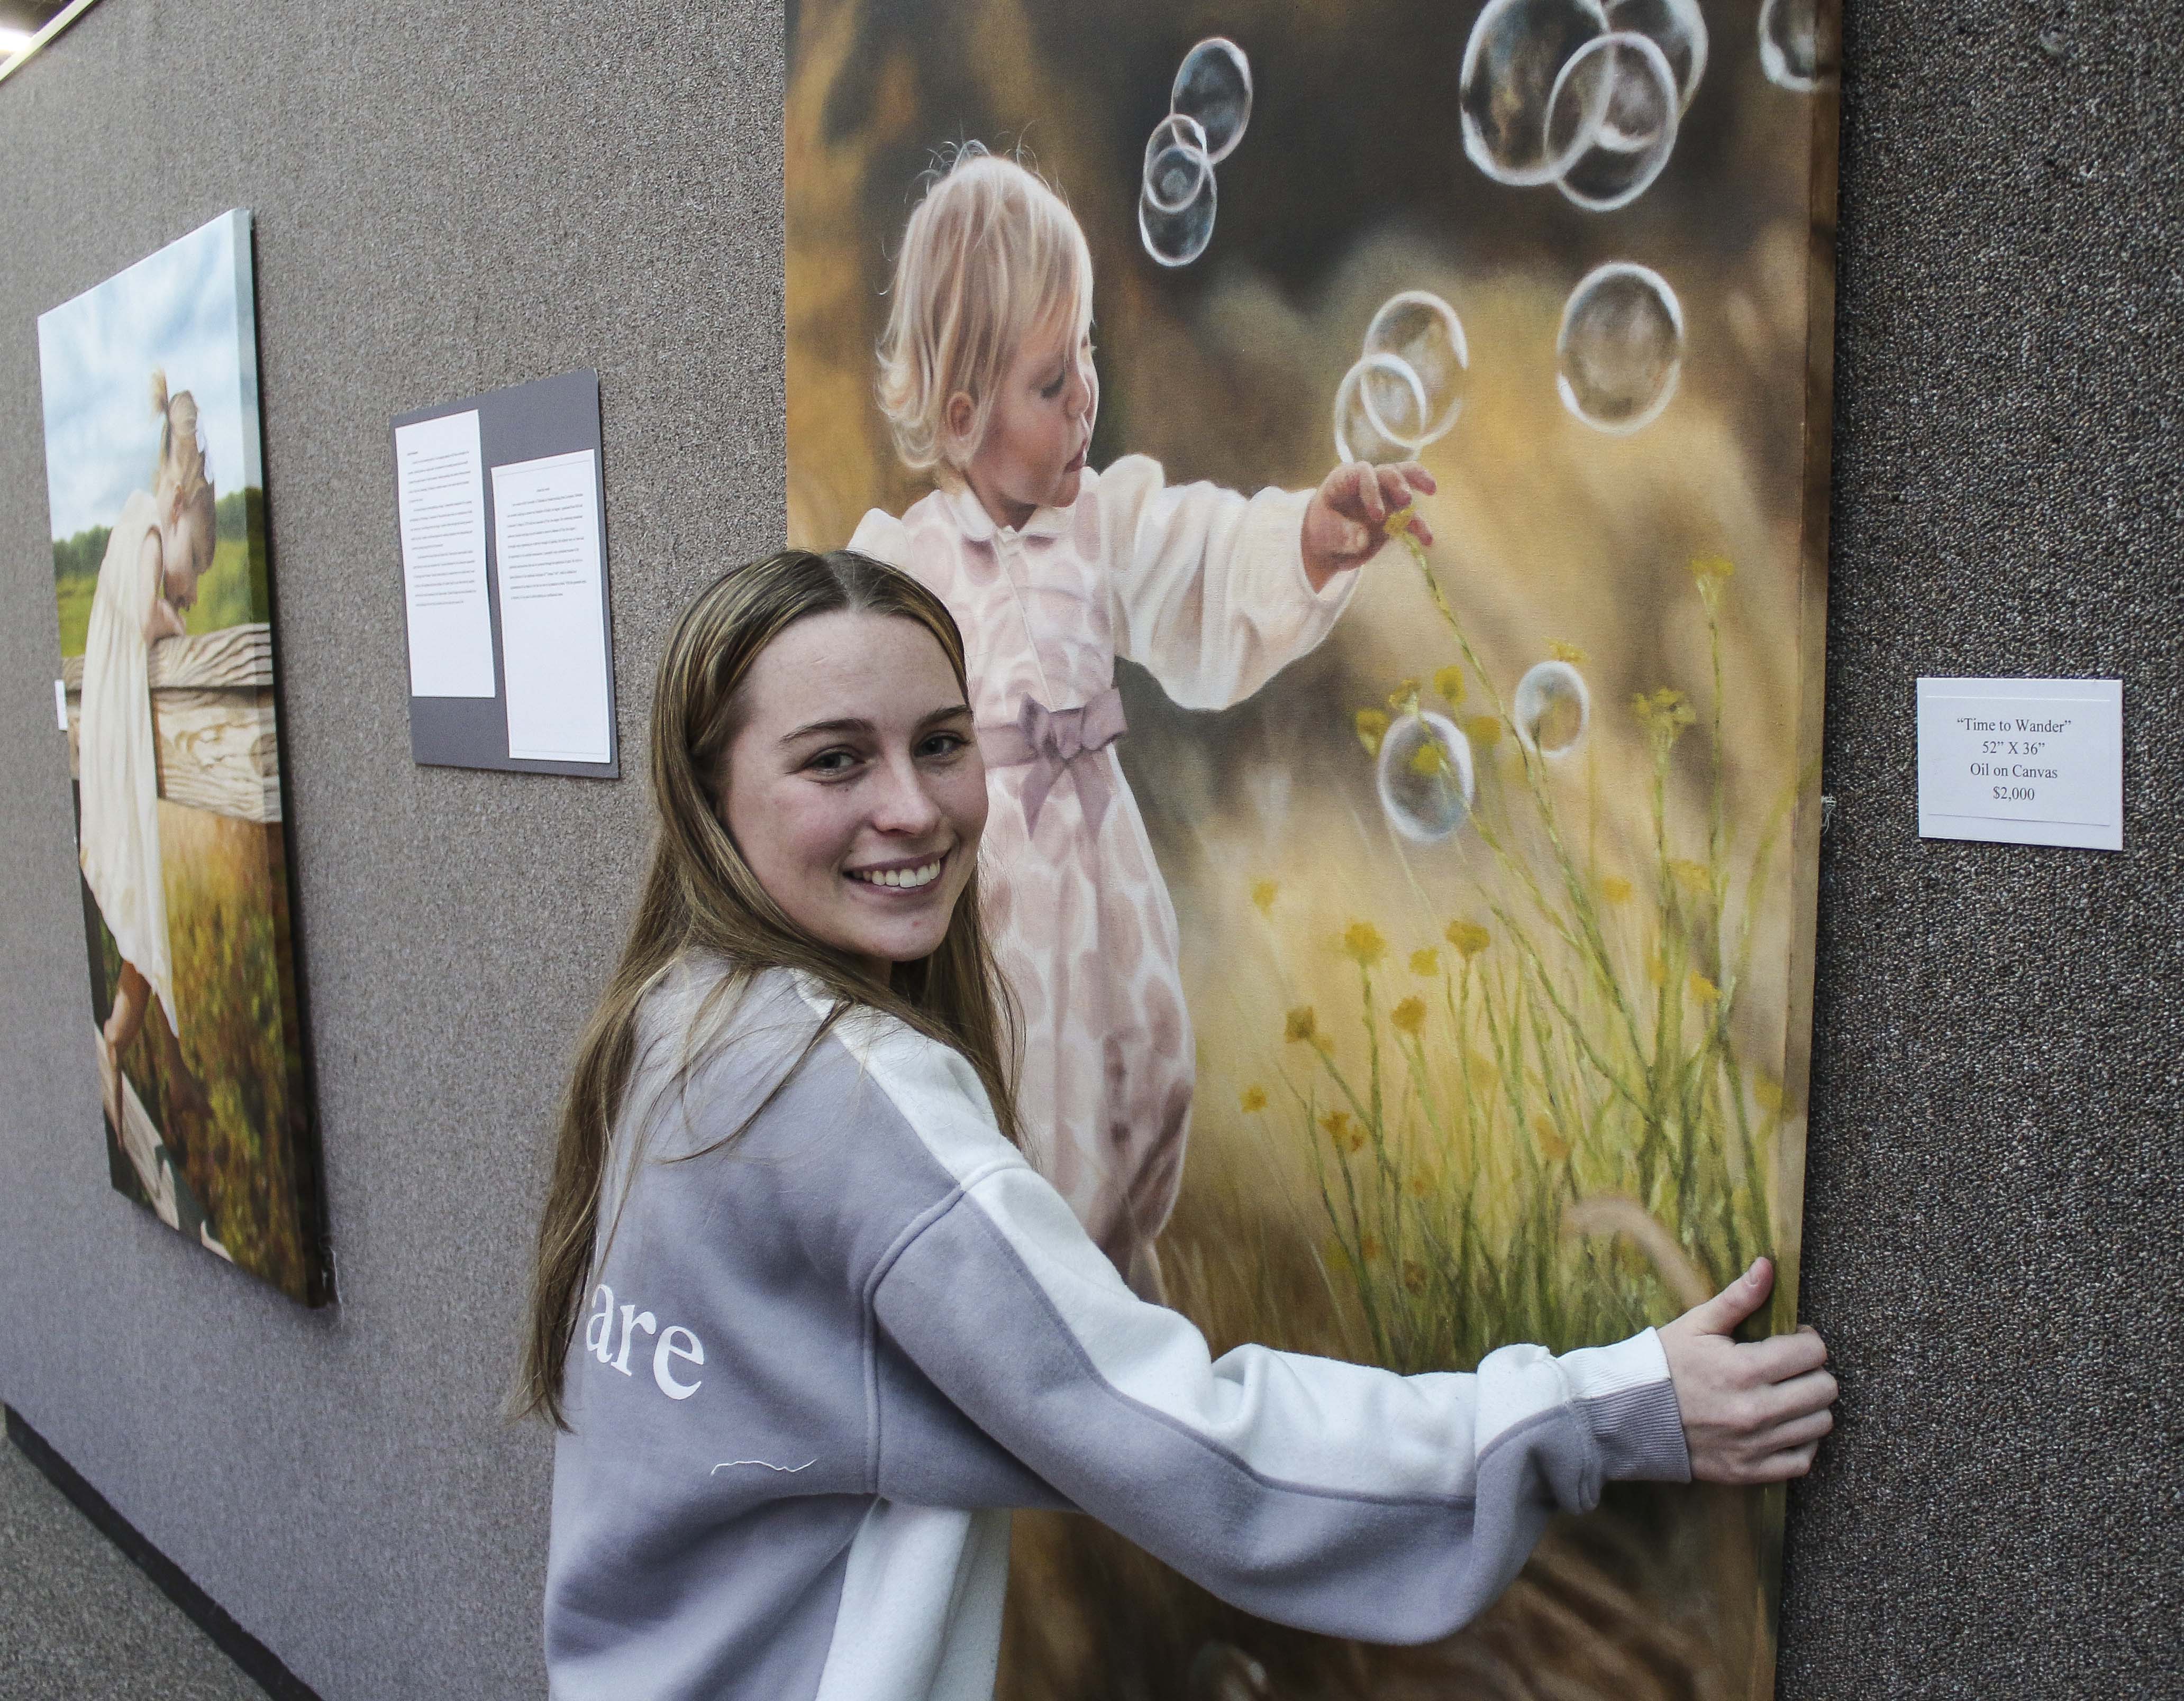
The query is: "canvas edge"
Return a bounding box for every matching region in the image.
[1751,7,1848,1699]
[226,207,338,1309]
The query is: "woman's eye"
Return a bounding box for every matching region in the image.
[806,748,860,775]
[918,732,969,760]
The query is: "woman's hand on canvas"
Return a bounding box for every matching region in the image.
[1300,461,1435,591]
[1658,1257,1837,1485]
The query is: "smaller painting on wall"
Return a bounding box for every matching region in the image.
[40,209,330,1306]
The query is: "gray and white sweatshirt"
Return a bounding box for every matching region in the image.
[543,964,1690,1700]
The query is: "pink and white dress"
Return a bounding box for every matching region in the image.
[851,455,1355,1290]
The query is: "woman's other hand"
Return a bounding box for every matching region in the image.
[1658,1257,1837,1485]
[1300,461,1435,590]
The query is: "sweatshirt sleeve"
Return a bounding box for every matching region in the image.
[843,1016,1690,1645]
[1096,454,1358,711]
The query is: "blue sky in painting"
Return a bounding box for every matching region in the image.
[37,211,257,543]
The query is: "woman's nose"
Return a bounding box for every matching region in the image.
[870,753,942,834]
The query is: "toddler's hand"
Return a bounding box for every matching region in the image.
[1658,1257,1838,1485]
[1301,461,1436,591]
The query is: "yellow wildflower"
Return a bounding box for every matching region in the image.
[1386,676,1423,714]
[1360,1233,1382,1263]
[1250,878,1279,917]
[1402,1260,1427,1296]
[1600,875,1634,905]
[1408,738,1449,778]
[1549,639,1588,664]
[1354,708,1389,757]
[1465,1048,1499,1086]
[1754,1076,1785,1114]
[1688,971,1720,1003]
[1670,858,1711,897]
[1464,715,1503,748]
[1323,1236,1352,1273]
[1284,1005,1318,1044]
[1646,948,1667,987]
[1688,556,1735,610]
[1409,947,1440,977]
[1632,688,1696,750]
[1341,921,1388,968]
[1433,664,1466,705]
[1390,996,1426,1036]
[1239,1085,1268,1113]
[1445,919,1491,959]
[1320,1110,1354,1149]
[1531,1114,1571,1163]
[1407,1169,1434,1199]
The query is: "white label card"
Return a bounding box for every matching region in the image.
[1916,678,2122,851]
[491,449,612,764]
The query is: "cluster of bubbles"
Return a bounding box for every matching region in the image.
[1557,261,1685,433]
[1139,39,1251,268]
[1373,659,1593,845]
[1459,0,1706,214]
[1333,291,1470,465]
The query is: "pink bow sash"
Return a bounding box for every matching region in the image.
[977,687,1129,837]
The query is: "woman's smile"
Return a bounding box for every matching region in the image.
[845,851,949,891]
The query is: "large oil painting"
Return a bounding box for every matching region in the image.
[789,1,1840,1693]
[41,209,328,1306]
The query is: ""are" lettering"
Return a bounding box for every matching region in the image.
[584,1284,704,1400]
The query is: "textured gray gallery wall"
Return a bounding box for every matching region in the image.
[0,1,785,1694]
[0,4,2172,1700]
[1786,4,2181,1696]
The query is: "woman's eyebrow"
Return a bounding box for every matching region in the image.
[779,717,872,745]
[778,703,970,745]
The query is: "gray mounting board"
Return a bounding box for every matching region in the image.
[390,368,618,778]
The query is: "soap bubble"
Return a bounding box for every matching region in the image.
[1460,0,1609,186]
[1377,712,1476,843]
[1513,660,1590,756]
[1172,38,1253,163]
[1334,354,1429,464]
[1545,32,1680,212]
[1139,169,1217,268]
[1605,0,1707,111]
[1758,0,1835,92]
[1363,292,1470,446]
[1556,262,1684,434]
[1143,115,1213,214]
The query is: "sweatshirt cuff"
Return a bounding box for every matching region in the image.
[1559,1327,1692,1484]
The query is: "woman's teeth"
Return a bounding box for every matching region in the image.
[850,859,943,890]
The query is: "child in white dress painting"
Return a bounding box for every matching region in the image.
[850,149,1433,1298]
[79,371,216,1138]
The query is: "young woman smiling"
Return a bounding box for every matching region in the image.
[520,549,1838,1701]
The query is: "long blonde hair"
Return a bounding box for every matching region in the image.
[516,548,1020,1429]
[875,144,1094,478]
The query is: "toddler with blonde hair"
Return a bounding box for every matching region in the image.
[79,370,217,1135]
[850,147,1432,1296]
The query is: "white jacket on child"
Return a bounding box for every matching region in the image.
[850,456,1354,1285]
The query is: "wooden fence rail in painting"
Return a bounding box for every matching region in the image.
[61,622,279,824]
